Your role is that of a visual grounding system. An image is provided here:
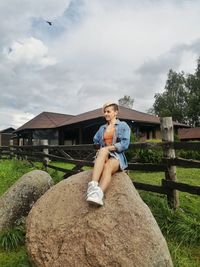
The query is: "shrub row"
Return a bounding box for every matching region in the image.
[126,139,200,163]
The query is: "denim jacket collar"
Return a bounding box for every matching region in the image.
[102,119,120,129]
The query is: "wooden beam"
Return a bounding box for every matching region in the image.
[133,181,167,194]
[173,142,200,151]
[163,157,200,168]
[162,179,200,195]
[39,152,94,167]
[128,163,166,172]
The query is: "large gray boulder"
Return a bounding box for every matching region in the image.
[0,170,54,231]
[26,170,173,267]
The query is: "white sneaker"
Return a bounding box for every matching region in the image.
[86,186,104,206]
[86,181,98,198]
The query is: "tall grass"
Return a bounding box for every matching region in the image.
[0,159,199,266]
[0,160,38,196]
[0,159,70,266]
[131,168,200,267]
[0,159,66,196]
[0,226,25,251]
[139,192,200,246]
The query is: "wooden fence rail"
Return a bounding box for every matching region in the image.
[2,147,199,170]
[0,117,200,209]
[0,141,199,206]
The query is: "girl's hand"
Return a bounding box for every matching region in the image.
[102,145,116,152]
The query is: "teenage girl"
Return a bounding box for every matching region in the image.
[86,102,131,206]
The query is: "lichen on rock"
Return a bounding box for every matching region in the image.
[0,170,54,231]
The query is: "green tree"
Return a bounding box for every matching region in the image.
[118,95,134,109]
[185,59,200,127]
[152,69,187,123]
[151,57,200,126]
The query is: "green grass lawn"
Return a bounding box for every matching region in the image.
[0,247,31,267]
[130,168,200,267]
[0,159,199,267]
[130,168,200,217]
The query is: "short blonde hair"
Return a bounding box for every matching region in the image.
[102,102,119,112]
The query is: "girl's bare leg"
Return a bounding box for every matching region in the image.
[92,148,109,182]
[99,158,119,192]
[87,155,119,206]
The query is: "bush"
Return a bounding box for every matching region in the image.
[125,149,138,162]
[0,226,25,251]
[177,149,200,160]
[126,138,163,163]
[137,148,163,163]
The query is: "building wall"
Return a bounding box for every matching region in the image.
[0,133,13,146]
[18,129,59,146]
[155,128,162,139]
[137,125,161,141]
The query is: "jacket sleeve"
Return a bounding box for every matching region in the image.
[93,127,102,146]
[114,122,131,153]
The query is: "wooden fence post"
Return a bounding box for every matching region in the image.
[9,139,14,159]
[18,138,23,160]
[160,117,179,209]
[41,139,49,170]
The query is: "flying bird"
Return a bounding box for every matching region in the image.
[46,21,52,26]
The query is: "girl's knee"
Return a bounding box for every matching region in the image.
[98,147,109,157]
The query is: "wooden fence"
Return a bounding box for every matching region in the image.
[0,118,199,209]
[0,140,200,209]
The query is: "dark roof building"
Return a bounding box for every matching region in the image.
[16,111,74,132]
[0,127,15,133]
[14,107,189,145]
[0,127,15,146]
[58,106,161,127]
[178,128,200,141]
[15,112,74,146]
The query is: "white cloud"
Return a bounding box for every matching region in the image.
[177,51,198,74]
[0,0,71,46]
[0,108,34,130]
[0,0,200,129]
[54,0,200,68]
[5,37,57,67]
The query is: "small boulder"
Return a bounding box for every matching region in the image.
[26,170,173,267]
[0,170,54,230]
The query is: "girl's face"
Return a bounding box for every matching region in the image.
[104,106,118,122]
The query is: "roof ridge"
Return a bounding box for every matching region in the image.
[0,127,15,133]
[43,111,74,116]
[119,105,159,118]
[75,107,102,116]
[43,112,58,127]
[43,111,75,128]
[74,106,157,117]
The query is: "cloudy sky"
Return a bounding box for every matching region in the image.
[1,0,200,129]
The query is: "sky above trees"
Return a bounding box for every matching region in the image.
[1,0,200,129]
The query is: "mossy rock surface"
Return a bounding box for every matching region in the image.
[0,170,54,231]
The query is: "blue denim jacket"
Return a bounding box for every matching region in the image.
[93,119,131,170]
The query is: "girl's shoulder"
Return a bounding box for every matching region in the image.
[117,120,130,129]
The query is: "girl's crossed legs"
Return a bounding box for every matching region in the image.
[86,147,119,206]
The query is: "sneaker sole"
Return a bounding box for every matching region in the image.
[86,197,103,206]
